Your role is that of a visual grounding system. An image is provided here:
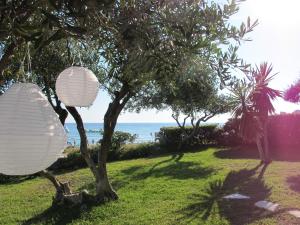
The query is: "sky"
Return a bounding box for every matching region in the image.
[66,0,300,123]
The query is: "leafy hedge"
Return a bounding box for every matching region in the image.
[218,114,300,148]
[268,114,300,149]
[156,124,219,148]
[49,142,162,172]
[216,118,245,146]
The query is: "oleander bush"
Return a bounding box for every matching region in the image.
[217,114,300,148]
[216,118,245,146]
[268,114,300,149]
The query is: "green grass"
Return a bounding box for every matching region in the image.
[1,147,300,225]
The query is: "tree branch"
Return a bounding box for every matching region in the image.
[66,106,101,182]
[0,41,19,78]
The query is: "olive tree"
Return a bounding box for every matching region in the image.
[1,0,257,202]
[132,58,231,149]
[92,0,257,200]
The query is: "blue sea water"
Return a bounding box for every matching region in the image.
[65,123,177,145]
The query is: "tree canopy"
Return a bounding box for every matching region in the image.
[0,0,257,201]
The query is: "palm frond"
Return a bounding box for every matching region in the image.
[249,62,281,115]
[229,62,281,141]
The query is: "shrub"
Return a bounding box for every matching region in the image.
[217,114,300,148]
[120,142,162,159]
[215,119,245,146]
[50,142,164,172]
[99,130,138,160]
[157,124,219,148]
[268,114,300,149]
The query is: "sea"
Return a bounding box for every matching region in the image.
[65,123,177,146]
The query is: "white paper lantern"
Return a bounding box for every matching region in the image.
[56,66,99,107]
[0,83,67,175]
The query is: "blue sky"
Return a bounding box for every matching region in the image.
[66,0,300,123]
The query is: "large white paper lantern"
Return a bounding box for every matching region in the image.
[56,66,99,107]
[0,83,67,175]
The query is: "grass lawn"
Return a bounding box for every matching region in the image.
[2,147,300,225]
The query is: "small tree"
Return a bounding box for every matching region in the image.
[32,40,103,203]
[230,63,281,163]
[139,59,231,149]
[64,0,256,200]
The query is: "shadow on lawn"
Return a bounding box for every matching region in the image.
[79,153,201,194]
[22,202,97,225]
[287,175,300,193]
[215,146,300,162]
[0,174,37,185]
[120,153,215,181]
[178,164,273,225]
[23,153,212,225]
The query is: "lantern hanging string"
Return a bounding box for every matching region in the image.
[68,40,83,67]
[77,42,83,66]
[19,42,32,83]
[67,39,76,66]
[26,42,32,80]
[20,54,26,83]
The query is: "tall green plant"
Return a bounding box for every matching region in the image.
[230,63,281,163]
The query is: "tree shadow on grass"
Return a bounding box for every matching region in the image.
[214,147,259,160]
[22,202,98,225]
[120,155,215,181]
[134,161,215,180]
[215,146,300,162]
[287,175,300,193]
[78,154,188,194]
[0,174,37,185]
[178,165,274,225]
[148,153,184,172]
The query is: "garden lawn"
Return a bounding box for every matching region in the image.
[1,147,300,225]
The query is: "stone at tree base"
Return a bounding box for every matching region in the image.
[223,193,250,200]
[288,210,300,218]
[254,200,279,212]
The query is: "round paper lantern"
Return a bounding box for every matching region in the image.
[56,66,100,107]
[0,83,67,175]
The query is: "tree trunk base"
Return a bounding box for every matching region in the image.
[53,187,93,206]
[262,159,272,165]
[96,181,119,203]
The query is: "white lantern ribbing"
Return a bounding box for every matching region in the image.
[56,66,99,107]
[0,83,67,175]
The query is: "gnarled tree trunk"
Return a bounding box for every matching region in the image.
[96,103,120,201]
[66,106,101,182]
[96,86,131,201]
[39,170,72,205]
[39,99,73,205]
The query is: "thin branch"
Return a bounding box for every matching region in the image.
[182,115,189,128]
[172,113,184,129]
[0,41,19,77]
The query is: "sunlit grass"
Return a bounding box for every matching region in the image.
[1,148,300,224]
